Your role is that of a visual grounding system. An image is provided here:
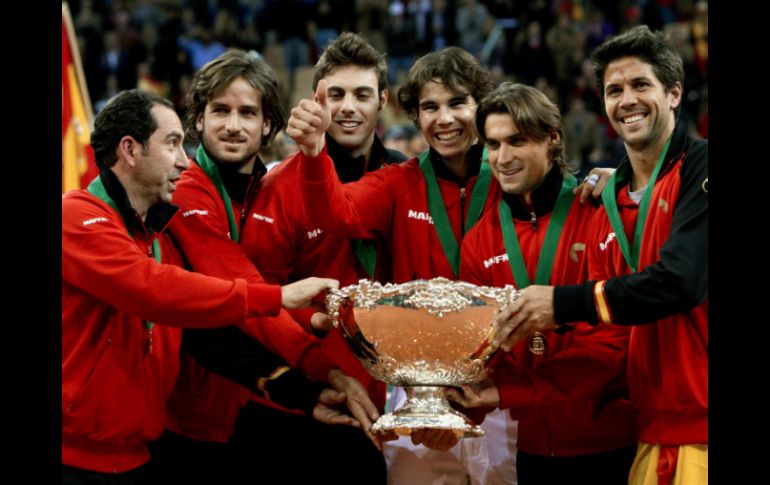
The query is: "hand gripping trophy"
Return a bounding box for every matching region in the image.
[326,277,517,438]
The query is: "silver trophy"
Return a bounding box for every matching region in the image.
[325,277,517,438]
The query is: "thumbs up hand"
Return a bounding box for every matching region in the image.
[287,79,332,157]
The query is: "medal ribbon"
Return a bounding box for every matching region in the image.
[418,148,492,277]
[498,174,577,287]
[601,136,672,272]
[196,145,240,242]
[88,175,161,344]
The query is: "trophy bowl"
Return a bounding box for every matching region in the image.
[325,277,517,438]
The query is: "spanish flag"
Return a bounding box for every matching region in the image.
[62,2,97,192]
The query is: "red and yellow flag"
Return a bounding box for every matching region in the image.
[62,2,97,192]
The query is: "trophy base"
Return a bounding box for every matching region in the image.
[372,386,484,438]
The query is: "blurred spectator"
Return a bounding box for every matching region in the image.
[311,0,355,53]
[563,96,603,176]
[691,1,708,76]
[355,0,389,54]
[137,61,170,98]
[178,24,226,71]
[406,129,429,157]
[534,76,558,105]
[514,21,555,85]
[455,0,490,57]
[386,1,419,84]
[382,124,415,156]
[584,9,615,51]
[260,131,299,170]
[546,13,581,89]
[425,0,457,52]
[68,0,707,174]
[258,0,312,82]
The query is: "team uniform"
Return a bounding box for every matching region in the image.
[151,148,337,483]
[236,136,405,484]
[555,121,708,485]
[461,167,637,484]
[62,169,283,477]
[297,142,512,485]
[297,143,500,283]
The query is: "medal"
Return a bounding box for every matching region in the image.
[528,332,546,355]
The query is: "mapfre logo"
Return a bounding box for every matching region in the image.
[483,253,508,268]
[182,209,208,217]
[599,232,616,251]
[407,209,434,225]
[252,213,274,224]
[82,217,109,227]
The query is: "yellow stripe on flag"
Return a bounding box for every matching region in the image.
[62,2,96,192]
[62,65,91,192]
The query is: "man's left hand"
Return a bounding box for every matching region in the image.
[492,285,557,351]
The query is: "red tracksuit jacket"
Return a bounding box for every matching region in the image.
[297,144,501,283]
[587,133,708,446]
[460,169,637,456]
[241,138,406,409]
[62,184,281,473]
[164,161,337,442]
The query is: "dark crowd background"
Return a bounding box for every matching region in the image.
[68,0,708,177]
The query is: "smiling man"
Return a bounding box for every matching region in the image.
[450,82,637,484]
[287,46,517,485]
[150,49,383,484]
[61,89,340,484]
[245,32,406,287]
[237,33,406,484]
[491,26,708,485]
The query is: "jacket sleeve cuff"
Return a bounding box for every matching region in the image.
[493,373,536,410]
[287,307,317,333]
[553,282,598,325]
[245,282,282,317]
[258,366,325,416]
[298,142,331,182]
[449,401,495,425]
[298,347,338,383]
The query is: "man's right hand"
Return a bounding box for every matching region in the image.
[280,277,339,309]
[327,369,383,450]
[574,167,615,203]
[312,388,360,428]
[286,79,331,157]
[446,382,501,409]
[410,428,460,451]
[309,311,333,335]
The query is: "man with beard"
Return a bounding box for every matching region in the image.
[491,26,708,485]
[238,33,407,484]
[149,50,382,483]
[449,82,637,484]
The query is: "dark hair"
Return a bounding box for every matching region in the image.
[312,32,388,96]
[476,82,567,172]
[185,49,286,146]
[592,25,684,115]
[91,89,173,168]
[397,47,494,125]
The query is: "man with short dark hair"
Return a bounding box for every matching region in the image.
[492,26,708,484]
[238,32,407,484]
[450,82,637,484]
[288,45,515,485]
[62,89,339,484]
